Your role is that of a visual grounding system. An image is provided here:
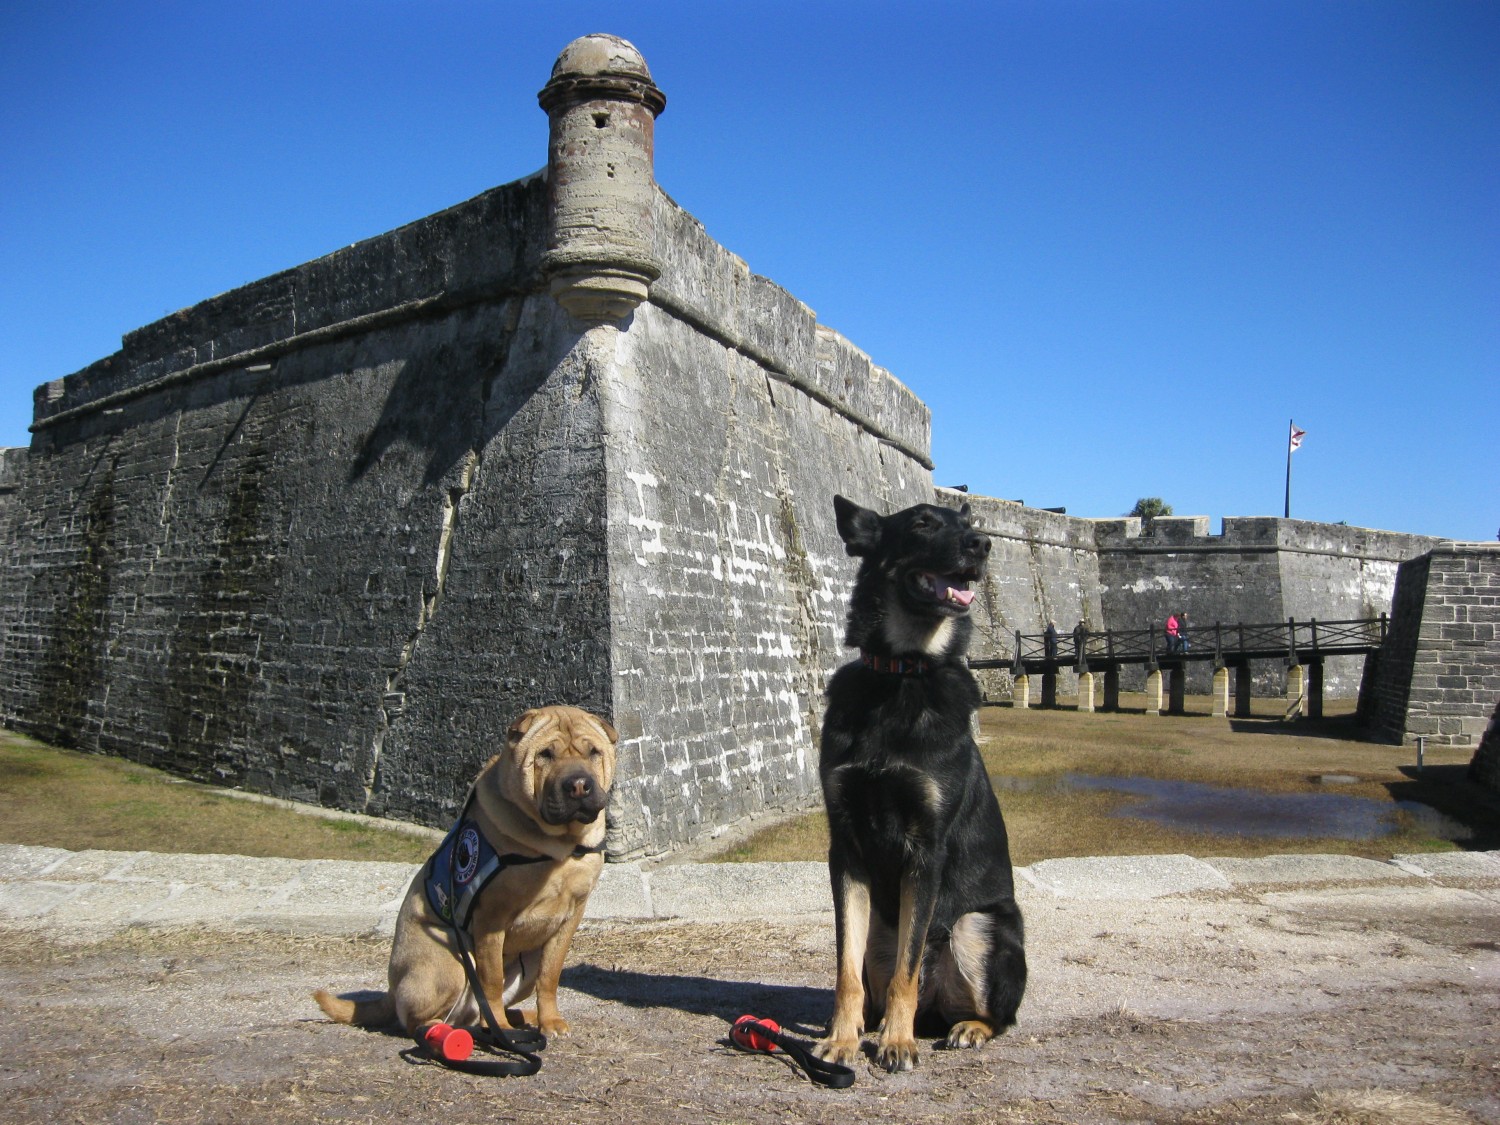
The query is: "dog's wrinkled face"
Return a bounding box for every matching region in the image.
[500,706,618,828]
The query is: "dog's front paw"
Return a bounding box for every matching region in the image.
[813,1036,861,1068]
[946,1019,995,1049]
[875,1033,920,1072]
[539,1014,571,1037]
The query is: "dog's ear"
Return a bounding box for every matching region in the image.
[957,502,971,520]
[598,717,619,745]
[508,710,540,748]
[833,494,883,557]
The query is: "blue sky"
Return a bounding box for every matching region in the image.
[2,1,1495,540]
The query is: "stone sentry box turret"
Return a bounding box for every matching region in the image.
[538,34,666,322]
[0,35,933,859]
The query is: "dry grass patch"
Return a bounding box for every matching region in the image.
[709,699,1497,866]
[0,731,434,864]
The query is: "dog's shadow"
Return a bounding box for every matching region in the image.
[311,970,833,1042]
[563,964,831,1038]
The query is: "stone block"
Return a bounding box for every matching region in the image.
[0,844,73,880]
[1391,851,1500,878]
[1206,854,1411,886]
[646,861,830,920]
[1020,854,1230,899]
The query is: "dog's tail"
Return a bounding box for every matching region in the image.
[313,987,396,1027]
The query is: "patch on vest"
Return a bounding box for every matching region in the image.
[424,817,501,931]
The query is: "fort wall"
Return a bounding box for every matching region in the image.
[0,175,626,827]
[596,191,931,855]
[941,493,1103,699]
[1366,544,1500,746]
[1092,516,1438,694]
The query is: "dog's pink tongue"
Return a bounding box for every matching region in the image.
[941,581,975,607]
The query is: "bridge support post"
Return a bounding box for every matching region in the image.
[1013,675,1031,709]
[1077,671,1095,713]
[1168,666,1186,715]
[1234,663,1253,718]
[1145,669,1163,716]
[1356,651,1380,721]
[1285,664,1306,720]
[1103,669,1120,711]
[1041,672,1058,709]
[1211,667,1230,717]
[1308,661,1324,719]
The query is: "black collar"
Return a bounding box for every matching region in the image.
[861,650,930,675]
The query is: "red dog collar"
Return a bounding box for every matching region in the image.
[860,651,930,675]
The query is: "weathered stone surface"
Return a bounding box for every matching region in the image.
[540,34,665,321]
[1366,544,1500,746]
[1020,854,1231,899]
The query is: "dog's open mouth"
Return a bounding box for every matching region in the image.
[912,570,977,610]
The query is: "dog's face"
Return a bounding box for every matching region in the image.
[497,705,618,828]
[833,495,991,653]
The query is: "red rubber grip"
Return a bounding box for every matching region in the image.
[424,1023,475,1061]
[732,1014,781,1052]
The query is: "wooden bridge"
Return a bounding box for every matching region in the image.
[968,616,1389,718]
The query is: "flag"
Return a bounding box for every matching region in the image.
[1289,422,1306,453]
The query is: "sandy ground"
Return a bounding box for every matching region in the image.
[3,875,1497,1124]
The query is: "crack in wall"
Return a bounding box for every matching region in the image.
[158,414,181,529]
[362,448,482,803]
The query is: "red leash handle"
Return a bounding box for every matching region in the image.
[424,1023,475,1061]
[731,1015,856,1088]
[406,1022,545,1078]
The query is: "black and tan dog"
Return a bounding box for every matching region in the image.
[814,495,1026,1072]
[314,705,617,1040]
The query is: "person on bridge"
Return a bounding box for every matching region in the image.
[1044,621,1059,660]
[1165,612,1181,654]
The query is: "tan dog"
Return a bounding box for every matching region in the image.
[314,705,617,1039]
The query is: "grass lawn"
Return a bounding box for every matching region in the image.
[2,701,1494,867]
[708,696,1499,866]
[0,730,434,864]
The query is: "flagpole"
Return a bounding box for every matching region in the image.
[1284,419,1293,519]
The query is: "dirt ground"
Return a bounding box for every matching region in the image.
[3,877,1497,1125]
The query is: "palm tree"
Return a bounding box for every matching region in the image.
[1128,497,1173,519]
[1128,497,1172,535]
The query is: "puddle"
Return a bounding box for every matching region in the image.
[996,773,1463,840]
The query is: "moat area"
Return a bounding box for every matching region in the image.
[997,772,1467,841]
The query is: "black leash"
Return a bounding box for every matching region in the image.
[401,924,546,1076]
[730,1015,856,1089]
[404,794,560,1077]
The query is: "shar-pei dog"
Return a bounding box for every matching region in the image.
[315,705,617,1043]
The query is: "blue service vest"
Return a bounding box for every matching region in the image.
[424,816,507,931]
[422,806,604,934]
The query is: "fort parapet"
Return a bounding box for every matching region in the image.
[1090,516,1442,696]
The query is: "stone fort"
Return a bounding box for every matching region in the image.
[2,36,1495,858]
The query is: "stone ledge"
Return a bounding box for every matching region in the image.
[1206,854,1413,886]
[1019,854,1231,900]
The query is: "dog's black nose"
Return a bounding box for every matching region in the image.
[965,531,991,556]
[567,774,595,800]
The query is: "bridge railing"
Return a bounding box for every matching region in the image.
[987,615,1388,672]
